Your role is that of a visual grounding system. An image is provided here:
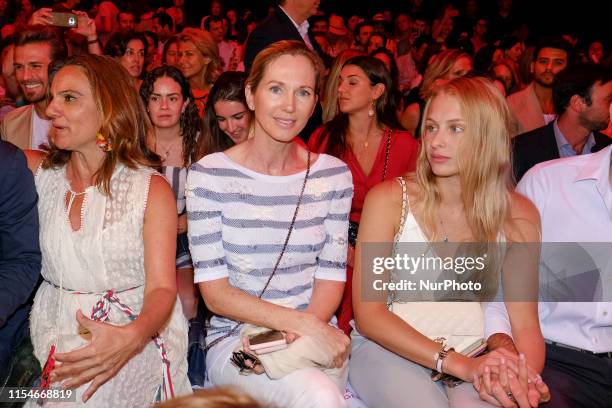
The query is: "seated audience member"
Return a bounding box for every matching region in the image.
[196,70,251,158]
[352,21,375,53]
[167,0,185,31]
[309,55,418,333]
[204,15,241,72]
[321,49,366,123]
[94,0,119,46]
[499,36,525,73]
[365,32,386,54]
[488,59,519,95]
[0,37,25,119]
[512,63,612,181]
[327,14,352,58]
[473,44,504,74]
[116,11,135,32]
[0,140,41,383]
[186,41,351,407]
[485,142,612,408]
[104,30,147,89]
[0,26,66,150]
[507,37,571,135]
[153,11,176,44]
[351,77,548,408]
[400,49,473,137]
[393,13,413,57]
[585,40,604,64]
[140,65,201,322]
[142,30,161,71]
[163,35,180,66]
[178,28,221,117]
[24,54,191,405]
[370,47,399,91]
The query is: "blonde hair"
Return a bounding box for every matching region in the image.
[179,28,221,87]
[416,76,513,243]
[156,387,262,408]
[420,49,471,99]
[322,49,366,122]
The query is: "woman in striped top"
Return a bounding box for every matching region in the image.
[187,41,353,407]
[141,65,201,321]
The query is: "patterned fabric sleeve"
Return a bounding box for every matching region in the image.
[186,162,229,282]
[314,164,353,281]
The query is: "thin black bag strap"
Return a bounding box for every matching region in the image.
[381,128,392,181]
[205,151,312,350]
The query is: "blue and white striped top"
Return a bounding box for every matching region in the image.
[186,152,353,342]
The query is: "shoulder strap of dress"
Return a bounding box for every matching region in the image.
[395,176,410,228]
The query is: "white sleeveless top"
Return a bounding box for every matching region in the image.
[388,177,485,351]
[29,164,191,406]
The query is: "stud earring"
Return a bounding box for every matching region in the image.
[96,132,112,152]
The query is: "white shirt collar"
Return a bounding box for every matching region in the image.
[279,6,310,38]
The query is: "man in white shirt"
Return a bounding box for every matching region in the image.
[0,26,66,150]
[485,144,612,407]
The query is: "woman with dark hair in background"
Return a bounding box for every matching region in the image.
[140,64,201,323]
[196,70,251,158]
[163,34,180,66]
[104,30,147,89]
[309,55,419,334]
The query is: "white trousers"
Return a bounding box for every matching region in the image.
[206,337,348,408]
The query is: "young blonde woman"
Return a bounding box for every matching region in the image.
[178,28,221,117]
[187,41,352,407]
[351,77,548,407]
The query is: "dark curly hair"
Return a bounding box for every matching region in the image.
[196,71,250,159]
[140,65,201,167]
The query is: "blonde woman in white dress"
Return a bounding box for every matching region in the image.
[351,77,550,407]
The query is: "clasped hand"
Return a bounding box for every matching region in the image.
[50,310,146,402]
[470,349,550,407]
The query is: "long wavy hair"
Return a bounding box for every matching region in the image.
[196,71,250,159]
[140,65,201,167]
[321,49,366,123]
[43,54,160,196]
[178,28,221,88]
[420,49,471,99]
[313,55,402,158]
[416,76,513,243]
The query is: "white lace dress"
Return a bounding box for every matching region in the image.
[28,164,191,407]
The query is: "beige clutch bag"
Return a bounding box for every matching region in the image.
[389,301,485,354]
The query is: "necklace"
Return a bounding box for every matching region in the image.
[439,215,449,243]
[156,137,181,160]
